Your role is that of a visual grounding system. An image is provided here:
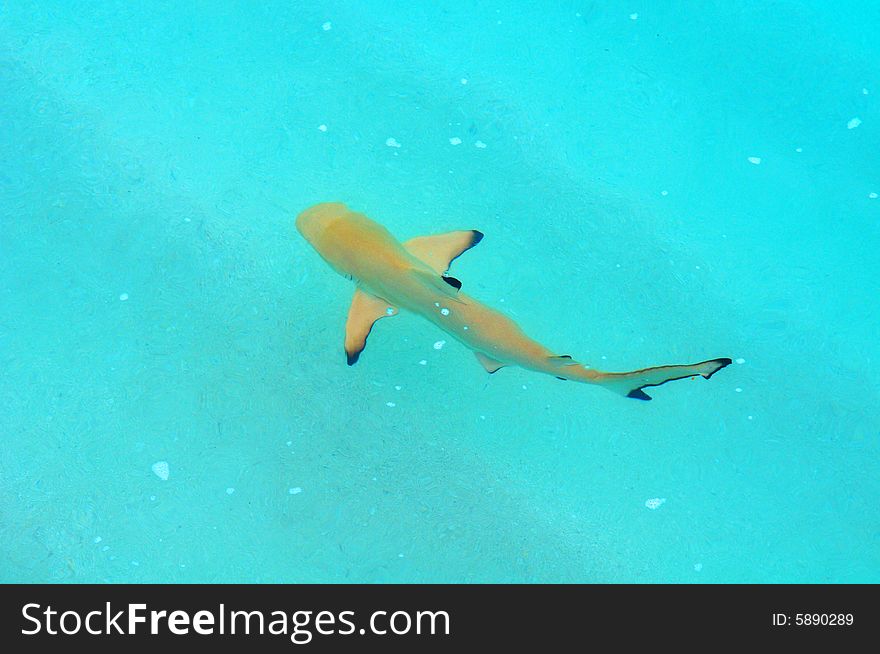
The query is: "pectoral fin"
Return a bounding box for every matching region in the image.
[404,230,484,275]
[344,289,398,365]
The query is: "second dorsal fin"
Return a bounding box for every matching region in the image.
[403,230,484,275]
[344,289,398,365]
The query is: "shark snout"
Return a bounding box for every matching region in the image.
[295,202,348,242]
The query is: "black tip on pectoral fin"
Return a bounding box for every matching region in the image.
[627,387,653,401]
[346,349,362,366]
[471,230,484,246]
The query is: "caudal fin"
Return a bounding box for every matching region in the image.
[594,358,732,400]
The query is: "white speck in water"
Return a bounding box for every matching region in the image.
[151,461,169,481]
[226,487,235,495]
[661,190,668,196]
[385,307,395,315]
[795,147,803,153]
[149,495,156,501]
[418,359,427,365]
[286,440,292,446]
[735,387,743,393]
[102,545,110,552]
[694,563,703,572]
[440,308,450,316]
[449,136,462,145]
[94,536,102,544]
[645,498,666,510]
[747,156,762,165]
[735,358,746,364]
[394,385,401,390]
[630,13,639,20]
[322,21,332,31]
[463,325,469,330]
[748,415,754,420]
[119,293,129,301]
[385,137,401,148]
[460,78,468,85]
[434,302,440,307]
[433,340,446,350]
[475,140,487,149]
[318,124,328,132]
[289,487,303,495]
[863,87,869,95]
[131,561,140,567]
[386,401,396,408]
[522,385,527,390]
[847,117,862,129]
[869,192,878,199]
[398,553,405,558]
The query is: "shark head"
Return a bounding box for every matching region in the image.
[295,201,348,247]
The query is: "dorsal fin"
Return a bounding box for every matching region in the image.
[548,354,579,380]
[344,289,398,365]
[403,230,484,275]
[474,351,506,374]
[548,354,577,367]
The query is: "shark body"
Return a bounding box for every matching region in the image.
[296,202,730,400]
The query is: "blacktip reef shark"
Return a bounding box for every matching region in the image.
[296,202,731,400]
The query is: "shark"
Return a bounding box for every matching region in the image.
[295,202,731,400]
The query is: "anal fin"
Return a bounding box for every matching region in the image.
[344,289,398,365]
[475,351,506,374]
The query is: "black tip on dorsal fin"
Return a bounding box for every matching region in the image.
[627,388,652,401]
[471,230,484,246]
[442,275,462,290]
[346,349,361,366]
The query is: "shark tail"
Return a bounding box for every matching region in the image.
[590,358,732,400]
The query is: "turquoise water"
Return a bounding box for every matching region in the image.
[2,1,878,583]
